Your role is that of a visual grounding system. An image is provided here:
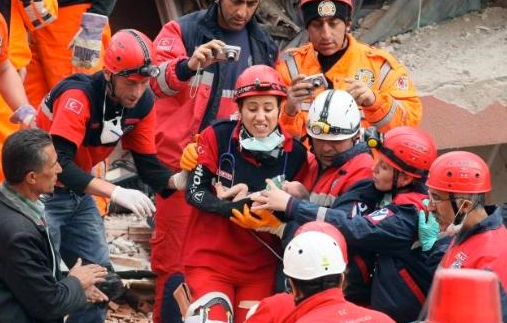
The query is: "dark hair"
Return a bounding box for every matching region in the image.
[291,274,343,304]
[2,129,53,184]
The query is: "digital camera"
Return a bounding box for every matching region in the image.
[302,73,328,89]
[214,45,242,62]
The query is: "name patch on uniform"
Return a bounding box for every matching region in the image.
[318,1,336,17]
[354,69,375,88]
[157,37,175,51]
[217,169,233,182]
[64,98,84,115]
[365,208,394,225]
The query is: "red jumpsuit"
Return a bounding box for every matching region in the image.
[281,288,395,323]
[149,4,278,322]
[185,120,309,323]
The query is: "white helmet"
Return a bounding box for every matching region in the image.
[283,231,346,280]
[185,292,233,323]
[306,89,361,141]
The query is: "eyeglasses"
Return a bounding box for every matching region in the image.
[429,194,453,204]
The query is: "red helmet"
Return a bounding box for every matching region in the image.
[295,221,348,264]
[427,269,501,323]
[426,151,492,194]
[377,126,437,178]
[300,0,353,10]
[104,29,160,81]
[235,65,287,101]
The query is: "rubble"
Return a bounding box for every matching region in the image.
[104,214,155,321]
[377,6,507,113]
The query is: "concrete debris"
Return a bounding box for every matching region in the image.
[379,6,507,113]
[105,302,152,323]
[104,214,154,320]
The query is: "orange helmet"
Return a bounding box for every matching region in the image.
[368,126,437,178]
[426,151,492,194]
[104,29,160,81]
[295,221,348,264]
[427,269,501,323]
[235,65,287,101]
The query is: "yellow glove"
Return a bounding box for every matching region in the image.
[180,142,199,171]
[231,204,282,230]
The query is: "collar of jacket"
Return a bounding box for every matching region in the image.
[199,2,270,47]
[0,186,46,230]
[287,288,346,320]
[454,206,504,245]
[329,142,370,169]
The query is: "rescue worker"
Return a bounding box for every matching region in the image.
[281,231,395,323]
[150,1,278,321]
[0,129,109,323]
[0,9,40,179]
[24,0,114,108]
[425,151,507,322]
[277,0,422,140]
[250,126,450,322]
[184,65,309,323]
[36,29,187,323]
[244,221,348,323]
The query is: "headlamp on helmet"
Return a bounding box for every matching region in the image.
[116,63,160,78]
[116,30,160,79]
[309,90,359,137]
[363,126,383,148]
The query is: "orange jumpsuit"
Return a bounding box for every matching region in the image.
[24,2,111,108]
[0,11,23,181]
[276,34,422,139]
[0,0,58,180]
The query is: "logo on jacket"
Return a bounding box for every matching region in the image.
[318,1,336,17]
[365,208,394,225]
[64,98,84,115]
[350,202,369,218]
[354,69,375,88]
[450,251,467,269]
[396,75,409,90]
[192,191,204,204]
[157,37,175,51]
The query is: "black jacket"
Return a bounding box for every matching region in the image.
[0,191,87,323]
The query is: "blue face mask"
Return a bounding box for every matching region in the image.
[239,128,285,152]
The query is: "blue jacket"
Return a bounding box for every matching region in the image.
[284,179,451,323]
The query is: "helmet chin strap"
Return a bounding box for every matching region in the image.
[391,168,399,197]
[106,74,117,99]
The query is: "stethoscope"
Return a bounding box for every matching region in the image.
[217,136,289,187]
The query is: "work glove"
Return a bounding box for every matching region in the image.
[217,198,252,218]
[20,0,57,30]
[69,12,108,68]
[231,205,286,238]
[418,199,440,251]
[110,186,155,218]
[171,171,189,191]
[180,142,198,171]
[10,104,36,128]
